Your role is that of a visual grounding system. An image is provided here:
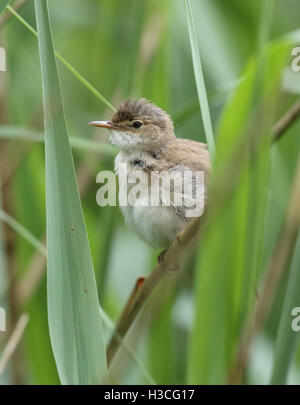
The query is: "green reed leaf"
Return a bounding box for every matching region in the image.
[34,0,107,384]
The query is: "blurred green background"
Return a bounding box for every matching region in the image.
[0,0,300,385]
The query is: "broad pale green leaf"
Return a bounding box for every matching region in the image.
[34,0,107,384]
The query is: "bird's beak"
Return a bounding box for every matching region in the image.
[88,120,115,129]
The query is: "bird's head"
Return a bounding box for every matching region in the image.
[89,98,175,151]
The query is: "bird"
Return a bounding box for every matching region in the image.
[89,98,210,249]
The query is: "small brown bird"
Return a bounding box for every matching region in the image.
[89,98,210,248]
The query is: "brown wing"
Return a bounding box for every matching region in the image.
[147,137,211,208]
[164,138,211,172]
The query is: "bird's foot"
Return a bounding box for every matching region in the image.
[157,249,179,273]
[176,231,182,245]
[157,249,167,265]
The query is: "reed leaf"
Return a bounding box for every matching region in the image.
[184,0,215,159]
[7,5,116,112]
[187,37,291,384]
[34,0,107,384]
[0,126,116,156]
[0,209,46,256]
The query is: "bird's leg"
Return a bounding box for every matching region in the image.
[158,232,182,266]
[157,248,180,273]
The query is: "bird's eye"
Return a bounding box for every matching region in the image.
[132,121,142,129]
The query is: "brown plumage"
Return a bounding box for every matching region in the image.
[111,98,172,130]
[89,98,210,247]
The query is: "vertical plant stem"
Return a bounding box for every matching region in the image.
[6,5,116,112]
[0,314,29,376]
[184,0,215,159]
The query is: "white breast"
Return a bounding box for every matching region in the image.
[114,151,188,248]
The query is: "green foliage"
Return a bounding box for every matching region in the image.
[0,0,299,385]
[187,37,295,384]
